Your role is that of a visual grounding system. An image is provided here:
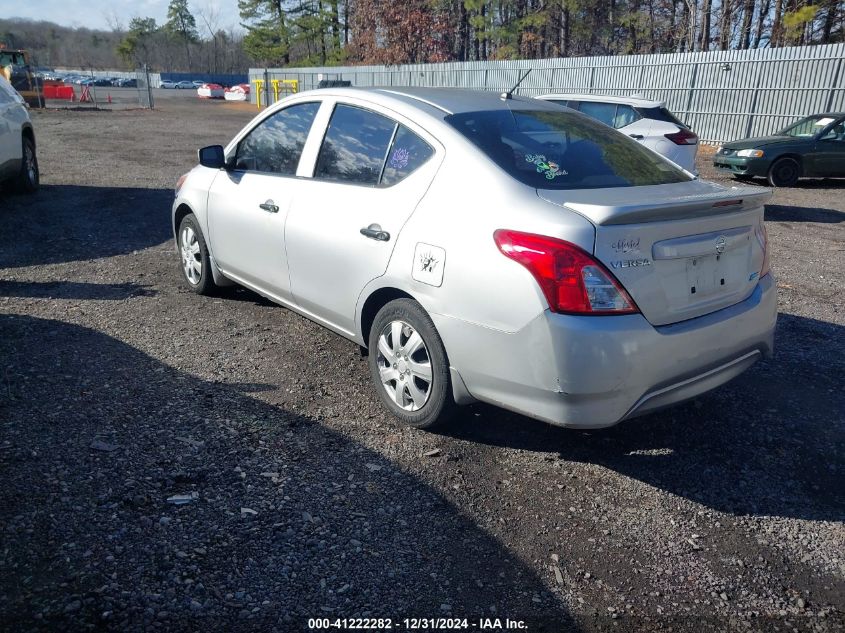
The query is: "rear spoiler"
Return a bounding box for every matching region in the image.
[543,186,772,226]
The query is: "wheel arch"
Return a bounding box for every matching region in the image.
[21,124,35,148]
[172,203,233,287]
[771,153,803,173]
[173,203,194,238]
[359,286,417,348]
[359,285,477,409]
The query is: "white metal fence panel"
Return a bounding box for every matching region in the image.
[250,43,845,143]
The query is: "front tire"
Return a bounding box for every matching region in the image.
[177,214,216,295]
[767,157,800,187]
[368,299,455,430]
[14,136,39,193]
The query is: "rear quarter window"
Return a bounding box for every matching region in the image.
[381,126,434,186]
[613,104,641,128]
[636,106,688,129]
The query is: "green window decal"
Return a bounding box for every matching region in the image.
[525,154,567,180]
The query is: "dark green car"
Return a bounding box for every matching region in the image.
[713,113,845,186]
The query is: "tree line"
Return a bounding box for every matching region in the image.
[0,1,250,74]
[241,0,844,66]
[2,0,842,73]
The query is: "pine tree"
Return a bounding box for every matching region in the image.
[165,0,199,70]
[238,0,292,65]
[116,18,159,67]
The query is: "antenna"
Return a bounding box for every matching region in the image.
[501,69,532,100]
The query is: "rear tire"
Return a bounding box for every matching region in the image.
[368,299,455,430]
[767,157,800,187]
[177,214,217,295]
[13,136,39,193]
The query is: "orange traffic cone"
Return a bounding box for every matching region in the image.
[108,93,112,104]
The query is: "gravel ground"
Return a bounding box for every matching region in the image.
[1,99,843,632]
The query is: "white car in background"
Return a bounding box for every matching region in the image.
[536,94,699,172]
[0,75,38,193]
[197,83,225,99]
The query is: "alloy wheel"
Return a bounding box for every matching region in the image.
[180,225,202,285]
[24,143,37,186]
[376,320,433,411]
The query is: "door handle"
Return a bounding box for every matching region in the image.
[360,223,390,242]
[259,200,279,213]
[629,134,644,140]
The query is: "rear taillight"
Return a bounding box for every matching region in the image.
[755,220,770,278]
[664,128,698,145]
[493,230,639,315]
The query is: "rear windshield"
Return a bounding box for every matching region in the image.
[446,109,690,190]
[636,106,689,128]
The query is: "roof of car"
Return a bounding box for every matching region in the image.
[536,93,665,108]
[297,87,561,116]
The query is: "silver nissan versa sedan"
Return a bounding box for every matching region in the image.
[172,88,776,430]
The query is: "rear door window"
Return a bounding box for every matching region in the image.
[578,101,617,127]
[235,102,320,174]
[446,109,690,190]
[544,99,570,109]
[314,104,395,185]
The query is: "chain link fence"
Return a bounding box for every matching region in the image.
[42,67,159,110]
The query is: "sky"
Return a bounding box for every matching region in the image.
[8,0,243,33]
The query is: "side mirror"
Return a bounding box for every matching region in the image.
[198,145,226,169]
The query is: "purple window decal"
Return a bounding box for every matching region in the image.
[389,147,410,170]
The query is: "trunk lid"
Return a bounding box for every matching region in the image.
[538,181,772,326]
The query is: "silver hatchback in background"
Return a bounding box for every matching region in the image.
[172,88,775,431]
[0,74,38,193]
[535,93,699,172]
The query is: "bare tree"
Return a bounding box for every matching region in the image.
[197,1,222,73]
[700,0,712,49]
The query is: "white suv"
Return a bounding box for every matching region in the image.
[535,94,699,173]
[0,75,38,193]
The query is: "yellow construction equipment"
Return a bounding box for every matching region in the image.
[0,45,43,107]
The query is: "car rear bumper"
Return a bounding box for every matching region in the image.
[713,156,769,177]
[435,273,776,429]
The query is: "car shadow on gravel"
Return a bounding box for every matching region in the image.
[765,204,844,223]
[0,280,155,300]
[0,314,578,632]
[788,179,845,189]
[0,185,172,269]
[442,313,845,524]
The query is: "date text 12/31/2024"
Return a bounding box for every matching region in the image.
[308,617,529,630]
